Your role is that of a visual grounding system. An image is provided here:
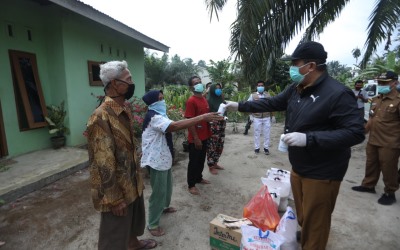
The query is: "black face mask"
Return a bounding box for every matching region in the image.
[105,79,135,100]
[124,84,135,100]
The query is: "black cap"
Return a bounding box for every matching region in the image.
[377,71,398,82]
[142,90,161,106]
[282,41,327,61]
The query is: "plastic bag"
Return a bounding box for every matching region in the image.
[243,185,280,231]
[241,225,285,250]
[261,177,291,212]
[275,206,298,250]
[266,168,291,183]
[261,177,291,198]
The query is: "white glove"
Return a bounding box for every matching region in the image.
[271,116,276,123]
[283,132,307,147]
[249,115,254,122]
[224,101,239,111]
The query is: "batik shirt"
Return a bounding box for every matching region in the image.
[87,96,143,212]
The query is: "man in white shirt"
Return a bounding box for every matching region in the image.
[141,90,222,237]
[353,80,369,119]
[247,80,275,155]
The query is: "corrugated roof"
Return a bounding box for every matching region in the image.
[48,0,169,52]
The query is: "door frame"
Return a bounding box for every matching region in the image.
[0,100,8,157]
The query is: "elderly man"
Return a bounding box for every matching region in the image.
[140,90,222,236]
[225,41,365,250]
[352,71,400,205]
[86,60,157,250]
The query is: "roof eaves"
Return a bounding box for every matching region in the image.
[48,0,169,52]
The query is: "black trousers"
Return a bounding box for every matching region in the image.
[187,139,208,188]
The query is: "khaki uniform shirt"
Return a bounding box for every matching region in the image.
[249,92,272,118]
[368,89,400,148]
[87,96,143,212]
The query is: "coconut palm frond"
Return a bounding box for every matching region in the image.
[303,0,350,41]
[360,0,400,68]
[205,0,229,21]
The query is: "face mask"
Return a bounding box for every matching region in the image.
[124,84,135,100]
[355,87,362,90]
[289,63,311,84]
[215,89,222,96]
[257,86,265,93]
[194,83,204,93]
[377,85,391,95]
[149,100,167,117]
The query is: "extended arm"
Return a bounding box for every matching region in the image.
[166,112,222,132]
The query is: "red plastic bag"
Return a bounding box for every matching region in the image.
[243,185,280,231]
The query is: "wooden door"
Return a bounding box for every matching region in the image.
[0,100,8,157]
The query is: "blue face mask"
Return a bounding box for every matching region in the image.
[257,86,265,93]
[377,85,391,95]
[289,63,311,84]
[194,83,204,93]
[149,100,167,117]
[215,89,222,96]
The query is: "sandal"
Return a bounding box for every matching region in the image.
[199,179,211,184]
[163,207,177,213]
[130,239,157,250]
[147,227,165,237]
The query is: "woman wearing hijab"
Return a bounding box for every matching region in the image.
[141,90,222,236]
[206,83,227,175]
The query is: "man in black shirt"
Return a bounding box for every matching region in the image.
[225,41,365,250]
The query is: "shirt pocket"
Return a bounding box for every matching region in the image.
[382,105,399,121]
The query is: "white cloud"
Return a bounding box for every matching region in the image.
[80,0,392,67]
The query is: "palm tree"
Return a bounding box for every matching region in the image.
[205,0,400,77]
[352,48,361,64]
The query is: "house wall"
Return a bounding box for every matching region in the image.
[0,0,53,156]
[58,7,145,147]
[0,0,146,157]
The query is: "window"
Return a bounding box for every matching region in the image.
[88,60,105,86]
[27,29,32,41]
[7,24,13,37]
[9,50,48,130]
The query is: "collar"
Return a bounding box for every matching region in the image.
[103,96,130,116]
[297,72,328,95]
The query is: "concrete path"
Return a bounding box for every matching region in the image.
[0,147,88,203]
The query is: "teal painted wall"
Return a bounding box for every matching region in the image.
[0,0,54,156]
[60,12,145,147]
[0,0,146,157]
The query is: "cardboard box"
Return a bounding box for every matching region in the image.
[210,214,242,250]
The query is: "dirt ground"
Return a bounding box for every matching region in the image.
[0,122,399,250]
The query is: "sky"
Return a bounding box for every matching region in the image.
[79,0,392,67]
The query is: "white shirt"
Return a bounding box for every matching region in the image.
[141,114,173,171]
[352,89,368,109]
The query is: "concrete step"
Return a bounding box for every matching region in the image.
[0,147,88,204]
